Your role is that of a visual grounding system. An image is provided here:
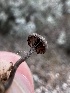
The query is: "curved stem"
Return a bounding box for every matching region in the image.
[4,48,34,91]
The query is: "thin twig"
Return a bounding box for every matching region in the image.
[4,48,34,90]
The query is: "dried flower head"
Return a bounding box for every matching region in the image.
[27,33,48,54]
[0,33,48,93]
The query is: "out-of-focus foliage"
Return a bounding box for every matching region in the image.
[0,0,69,36]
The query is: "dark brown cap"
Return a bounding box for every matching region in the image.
[27,33,48,54]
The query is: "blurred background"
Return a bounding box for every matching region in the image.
[0,0,70,93]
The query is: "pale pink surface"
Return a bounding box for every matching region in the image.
[0,51,34,93]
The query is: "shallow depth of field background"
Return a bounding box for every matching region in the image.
[0,0,70,93]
